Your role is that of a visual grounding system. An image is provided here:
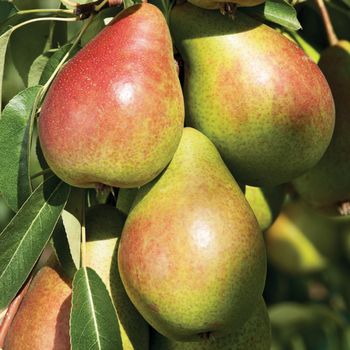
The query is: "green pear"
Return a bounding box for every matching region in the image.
[150,297,271,350]
[4,252,72,350]
[169,3,335,188]
[264,212,328,274]
[38,3,184,189]
[245,184,287,232]
[84,203,150,350]
[186,0,266,13]
[291,40,350,216]
[118,127,267,342]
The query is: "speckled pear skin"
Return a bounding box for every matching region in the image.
[169,3,335,188]
[84,204,150,350]
[291,41,350,216]
[3,252,72,350]
[245,184,287,232]
[38,3,184,189]
[118,127,267,342]
[149,297,271,350]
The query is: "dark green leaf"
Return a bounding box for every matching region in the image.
[71,267,123,350]
[241,0,301,30]
[0,85,43,212]
[0,2,18,27]
[0,27,12,111]
[51,186,84,278]
[10,19,51,86]
[39,43,81,86]
[0,175,71,309]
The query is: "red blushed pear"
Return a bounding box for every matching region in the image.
[291,0,350,216]
[169,3,335,188]
[4,252,72,350]
[38,3,184,190]
[118,127,267,342]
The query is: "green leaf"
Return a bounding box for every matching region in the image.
[0,174,71,309]
[10,19,51,86]
[124,0,136,9]
[39,43,81,86]
[241,0,302,30]
[0,85,43,212]
[0,27,12,112]
[0,2,18,26]
[28,52,52,87]
[71,267,123,350]
[51,186,84,278]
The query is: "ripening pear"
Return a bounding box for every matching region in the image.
[150,297,271,350]
[84,203,150,350]
[4,252,72,350]
[38,3,184,190]
[169,3,335,188]
[291,40,350,216]
[118,127,267,342]
[264,212,328,274]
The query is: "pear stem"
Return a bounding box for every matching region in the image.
[314,0,338,46]
[81,189,87,268]
[0,264,37,348]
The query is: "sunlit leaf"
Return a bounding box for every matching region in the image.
[0,85,42,212]
[28,52,52,87]
[0,175,71,309]
[241,0,301,30]
[71,267,123,350]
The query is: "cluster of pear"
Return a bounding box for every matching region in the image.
[5,0,349,347]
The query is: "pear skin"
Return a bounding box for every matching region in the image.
[84,204,150,350]
[169,3,335,188]
[4,252,72,350]
[118,127,267,342]
[291,40,350,216]
[150,297,271,350]
[38,3,184,189]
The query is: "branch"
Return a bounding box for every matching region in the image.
[314,0,338,46]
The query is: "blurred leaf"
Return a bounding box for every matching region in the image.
[0,174,71,309]
[70,267,123,350]
[10,19,51,86]
[0,2,18,27]
[124,0,135,9]
[51,186,84,278]
[0,27,12,111]
[39,43,81,86]
[241,0,302,30]
[28,52,52,87]
[0,85,42,212]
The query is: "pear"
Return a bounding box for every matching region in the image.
[245,184,287,232]
[169,3,335,188]
[38,3,184,189]
[291,40,350,216]
[150,297,271,350]
[4,252,72,350]
[118,127,267,342]
[84,203,150,350]
[264,212,328,274]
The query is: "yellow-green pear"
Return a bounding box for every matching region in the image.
[264,212,328,274]
[118,127,267,342]
[150,297,271,350]
[169,3,335,188]
[84,203,150,350]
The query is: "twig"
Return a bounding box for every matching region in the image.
[314,0,338,46]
